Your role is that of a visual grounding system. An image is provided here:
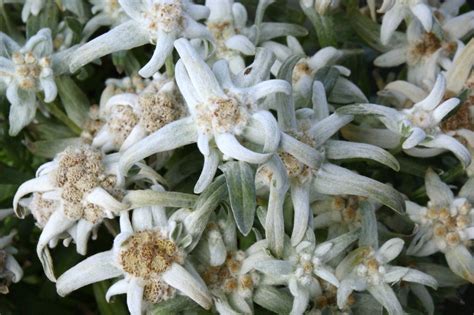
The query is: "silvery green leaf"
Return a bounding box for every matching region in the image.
[337,104,402,133]
[376,238,404,264]
[341,124,402,150]
[445,245,474,283]
[416,263,467,287]
[328,77,368,104]
[147,295,202,314]
[55,76,90,126]
[459,177,474,202]
[258,23,308,42]
[27,137,83,158]
[352,293,384,315]
[424,168,453,207]
[253,285,293,315]
[359,201,379,248]
[410,284,434,315]
[123,190,197,209]
[325,140,400,171]
[314,66,340,96]
[220,161,257,236]
[314,163,405,213]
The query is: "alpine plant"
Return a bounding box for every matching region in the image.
[1,1,473,315]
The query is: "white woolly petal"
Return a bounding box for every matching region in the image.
[139,30,175,78]
[131,207,154,231]
[225,34,256,55]
[410,3,432,32]
[380,4,405,44]
[39,76,58,103]
[56,250,121,296]
[402,127,426,149]
[13,175,55,217]
[174,38,224,100]
[119,117,198,174]
[126,278,144,315]
[194,147,219,193]
[121,124,148,152]
[421,135,471,168]
[250,111,281,153]
[106,279,129,302]
[376,238,404,264]
[432,98,460,124]
[425,168,453,207]
[215,132,272,164]
[162,263,212,310]
[374,48,407,67]
[246,79,292,100]
[367,283,404,315]
[74,219,95,255]
[5,256,23,283]
[290,182,311,246]
[314,265,339,287]
[414,74,446,111]
[86,187,127,215]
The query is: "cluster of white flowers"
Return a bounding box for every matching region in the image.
[1,0,473,314]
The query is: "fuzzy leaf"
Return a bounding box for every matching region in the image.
[55,76,90,126]
[220,161,257,236]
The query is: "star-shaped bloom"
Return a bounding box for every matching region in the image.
[70,0,211,77]
[13,145,128,280]
[0,29,58,135]
[339,74,471,167]
[254,230,358,314]
[56,209,212,315]
[262,36,367,108]
[313,196,381,238]
[378,0,433,45]
[83,0,129,39]
[375,7,474,89]
[119,39,291,193]
[406,169,474,283]
[255,81,402,254]
[0,230,23,294]
[205,0,307,73]
[336,238,437,315]
[193,210,265,314]
[93,73,186,152]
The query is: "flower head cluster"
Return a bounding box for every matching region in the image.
[2,0,474,314]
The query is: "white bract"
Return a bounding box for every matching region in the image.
[0,29,57,135]
[256,81,402,254]
[119,39,290,193]
[0,230,23,294]
[378,0,433,45]
[340,74,471,167]
[255,230,358,314]
[336,238,437,315]
[93,73,186,152]
[13,145,127,280]
[70,0,211,77]
[83,0,129,39]
[375,4,474,89]
[56,210,212,315]
[406,169,474,283]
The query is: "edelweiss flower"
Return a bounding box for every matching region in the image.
[99,74,150,107]
[83,0,129,39]
[13,145,127,280]
[254,230,358,314]
[93,73,186,152]
[255,81,402,253]
[406,169,474,283]
[0,230,23,294]
[262,36,367,107]
[70,0,211,77]
[194,211,265,314]
[378,0,433,45]
[119,39,290,193]
[375,8,474,88]
[339,74,471,167]
[313,196,380,238]
[0,29,57,135]
[56,210,212,315]
[336,238,437,315]
[205,0,307,73]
